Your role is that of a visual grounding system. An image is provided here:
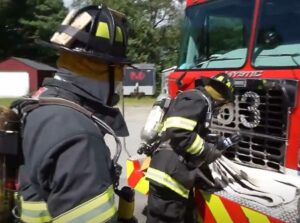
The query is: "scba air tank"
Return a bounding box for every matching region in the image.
[140,93,172,144]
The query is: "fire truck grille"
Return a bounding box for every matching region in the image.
[209,79,298,172]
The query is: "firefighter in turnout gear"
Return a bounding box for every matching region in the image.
[145,73,241,223]
[17,5,131,223]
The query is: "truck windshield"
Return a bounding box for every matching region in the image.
[178,0,255,70]
[252,0,300,67]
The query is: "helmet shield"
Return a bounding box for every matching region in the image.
[40,5,130,64]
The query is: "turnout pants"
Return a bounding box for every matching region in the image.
[146,148,198,223]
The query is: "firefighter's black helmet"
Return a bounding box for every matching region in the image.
[201,73,235,102]
[38,5,130,64]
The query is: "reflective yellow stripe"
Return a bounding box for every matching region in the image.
[21,199,49,211]
[186,134,204,155]
[86,206,117,223]
[126,159,135,178]
[53,185,117,223]
[202,192,233,223]
[115,26,123,42]
[226,81,232,88]
[216,75,224,81]
[21,198,52,223]
[146,167,189,198]
[162,117,197,131]
[135,176,149,195]
[96,22,109,39]
[21,215,52,223]
[241,207,270,223]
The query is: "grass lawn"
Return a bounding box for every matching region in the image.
[0,98,16,107]
[0,96,156,108]
[123,96,156,106]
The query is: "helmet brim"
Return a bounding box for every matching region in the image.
[199,76,234,102]
[36,39,132,65]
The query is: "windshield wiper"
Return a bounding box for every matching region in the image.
[191,57,243,69]
[257,53,300,66]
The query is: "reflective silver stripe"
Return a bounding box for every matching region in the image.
[53,185,117,223]
[186,134,204,155]
[146,167,189,198]
[162,117,197,131]
[21,198,52,223]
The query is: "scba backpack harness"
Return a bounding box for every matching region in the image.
[0,97,123,221]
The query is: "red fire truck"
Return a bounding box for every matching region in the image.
[167,0,300,222]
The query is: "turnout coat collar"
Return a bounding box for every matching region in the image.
[41,73,129,137]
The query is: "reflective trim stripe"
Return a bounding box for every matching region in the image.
[53,185,117,223]
[134,176,149,195]
[216,75,225,81]
[146,167,189,199]
[186,134,204,155]
[115,26,123,42]
[226,81,232,88]
[241,207,271,223]
[96,22,109,39]
[96,22,123,42]
[21,198,52,223]
[202,192,233,223]
[162,117,197,131]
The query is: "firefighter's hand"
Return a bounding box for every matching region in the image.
[205,133,219,143]
[187,145,224,168]
[218,133,241,151]
[205,133,241,164]
[204,146,223,164]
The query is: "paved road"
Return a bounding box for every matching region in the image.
[106,105,152,222]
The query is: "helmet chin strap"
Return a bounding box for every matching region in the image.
[107,64,119,106]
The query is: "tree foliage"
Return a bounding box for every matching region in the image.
[0,0,184,71]
[73,0,184,71]
[0,0,27,59]
[0,0,67,63]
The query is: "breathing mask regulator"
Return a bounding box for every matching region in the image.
[138,93,172,156]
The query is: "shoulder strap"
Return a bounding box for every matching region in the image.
[38,97,93,118]
[13,97,93,124]
[17,97,122,187]
[197,91,213,128]
[15,97,93,119]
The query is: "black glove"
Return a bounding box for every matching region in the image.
[185,144,223,168]
[204,146,223,164]
[218,133,241,151]
[201,133,241,165]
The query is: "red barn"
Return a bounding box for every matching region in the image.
[0,57,56,97]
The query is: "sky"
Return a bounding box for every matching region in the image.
[63,0,73,8]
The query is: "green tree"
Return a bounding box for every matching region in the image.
[20,0,67,64]
[0,0,67,63]
[73,0,183,71]
[0,0,27,59]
